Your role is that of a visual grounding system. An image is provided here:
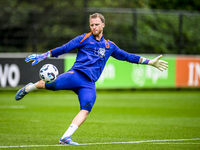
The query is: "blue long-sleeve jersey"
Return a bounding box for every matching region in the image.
[50,32,141,82]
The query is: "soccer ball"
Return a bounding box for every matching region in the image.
[39,64,59,83]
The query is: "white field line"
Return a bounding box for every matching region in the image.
[0,138,199,148]
[80,138,200,146]
[152,143,200,144]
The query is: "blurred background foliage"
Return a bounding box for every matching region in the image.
[0,0,200,54]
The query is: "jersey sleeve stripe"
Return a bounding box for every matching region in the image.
[80,32,92,43]
[108,40,117,46]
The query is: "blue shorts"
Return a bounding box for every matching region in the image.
[45,69,96,112]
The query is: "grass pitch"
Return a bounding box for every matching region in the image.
[0,90,200,150]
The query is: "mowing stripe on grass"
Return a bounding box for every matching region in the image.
[0,138,199,148]
[0,105,26,109]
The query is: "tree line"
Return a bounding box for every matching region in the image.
[0,0,200,54]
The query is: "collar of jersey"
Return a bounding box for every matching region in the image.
[91,34,105,42]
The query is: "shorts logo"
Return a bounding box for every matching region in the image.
[84,102,90,109]
[94,48,105,58]
[68,71,74,74]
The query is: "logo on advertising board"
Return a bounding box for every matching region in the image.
[0,64,20,87]
[188,62,200,86]
[131,65,168,87]
[176,57,200,87]
[98,64,115,84]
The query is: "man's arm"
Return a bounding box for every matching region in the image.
[25,34,86,65]
[111,45,168,71]
[111,47,141,64]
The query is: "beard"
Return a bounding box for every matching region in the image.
[92,29,102,37]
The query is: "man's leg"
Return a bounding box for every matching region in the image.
[72,109,89,127]
[61,110,89,138]
[15,80,46,100]
[34,80,46,89]
[60,85,96,145]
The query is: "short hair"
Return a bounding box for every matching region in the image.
[89,13,105,23]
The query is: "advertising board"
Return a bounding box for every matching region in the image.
[1,53,199,89]
[0,56,64,87]
[65,55,176,89]
[176,56,200,87]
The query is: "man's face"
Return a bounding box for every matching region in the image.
[90,17,105,36]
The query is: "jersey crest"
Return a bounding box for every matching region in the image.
[94,48,106,58]
[105,41,110,49]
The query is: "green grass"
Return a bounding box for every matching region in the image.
[0,90,200,150]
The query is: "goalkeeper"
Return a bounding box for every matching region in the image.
[15,13,168,145]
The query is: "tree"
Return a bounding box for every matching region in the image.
[149,0,200,11]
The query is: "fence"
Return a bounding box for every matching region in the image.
[0,8,200,54]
